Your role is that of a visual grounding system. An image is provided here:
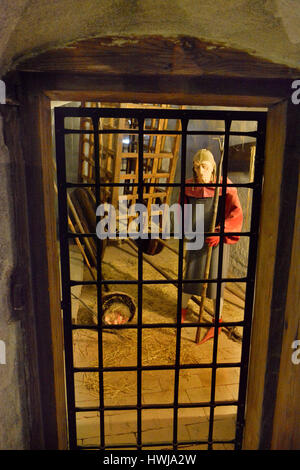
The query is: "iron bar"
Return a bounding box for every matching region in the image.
[207,118,231,450]
[73,362,243,373]
[75,400,239,413]
[63,127,258,138]
[173,119,188,449]
[56,105,265,121]
[136,117,145,450]
[68,276,250,286]
[65,181,256,188]
[54,109,77,449]
[92,116,106,450]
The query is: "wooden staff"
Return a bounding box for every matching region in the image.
[245,145,256,230]
[195,140,225,344]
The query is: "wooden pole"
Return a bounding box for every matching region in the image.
[245,145,256,230]
[195,140,225,344]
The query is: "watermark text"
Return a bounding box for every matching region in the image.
[291,79,300,105]
[96,200,204,250]
[291,340,300,365]
[0,340,6,365]
[0,80,5,104]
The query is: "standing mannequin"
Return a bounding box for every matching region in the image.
[181,149,243,344]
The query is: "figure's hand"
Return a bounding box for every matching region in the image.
[205,236,220,247]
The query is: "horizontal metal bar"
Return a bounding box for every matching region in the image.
[65,181,256,187]
[71,321,244,332]
[77,438,236,450]
[75,400,239,414]
[63,127,258,138]
[67,231,252,240]
[69,277,250,287]
[73,318,244,328]
[73,362,242,373]
[65,182,257,189]
[55,106,266,121]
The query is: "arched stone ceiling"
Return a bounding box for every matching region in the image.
[1,0,300,76]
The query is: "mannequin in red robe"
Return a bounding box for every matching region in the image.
[181,149,243,344]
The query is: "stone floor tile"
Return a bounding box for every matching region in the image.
[226,383,240,401]
[186,420,210,441]
[214,385,236,401]
[215,367,240,386]
[196,368,213,387]
[178,407,207,422]
[105,432,137,446]
[104,393,137,407]
[142,389,190,405]
[179,371,202,390]
[158,370,175,391]
[105,411,137,435]
[178,443,208,450]
[212,443,226,449]
[143,408,173,424]
[213,405,237,420]
[217,344,242,363]
[178,388,193,404]
[142,390,174,404]
[142,424,190,445]
[186,386,211,403]
[223,442,235,450]
[81,437,100,447]
[212,417,236,440]
[76,416,100,441]
[142,374,162,393]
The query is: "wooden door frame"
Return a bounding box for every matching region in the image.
[8,66,299,449]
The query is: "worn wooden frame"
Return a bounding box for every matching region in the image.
[7,40,299,449]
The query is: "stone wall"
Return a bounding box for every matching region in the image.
[0,115,29,449]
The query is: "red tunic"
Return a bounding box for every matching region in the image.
[182,177,243,244]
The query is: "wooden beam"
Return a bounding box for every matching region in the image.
[243,101,287,449]
[271,165,300,449]
[16,36,300,79]
[243,100,300,449]
[9,71,293,108]
[267,103,300,449]
[19,76,68,449]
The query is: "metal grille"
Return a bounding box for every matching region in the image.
[54,106,266,450]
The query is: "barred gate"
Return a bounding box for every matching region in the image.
[54,106,266,450]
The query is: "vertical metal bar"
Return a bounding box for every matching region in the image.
[207,117,231,450]
[54,109,77,449]
[93,116,105,449]
[173,118,188,450]
[137,117,145,450]
[234,116,266,449]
